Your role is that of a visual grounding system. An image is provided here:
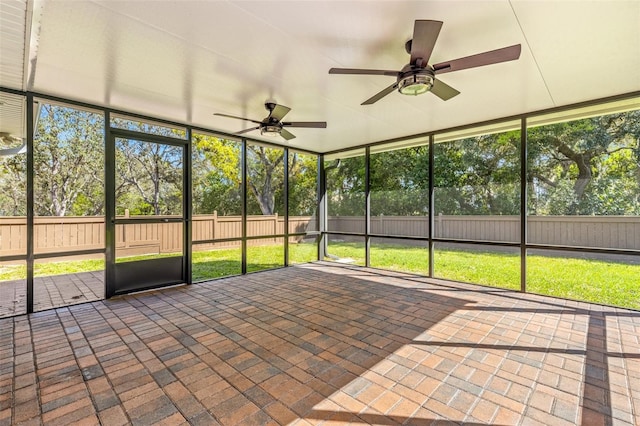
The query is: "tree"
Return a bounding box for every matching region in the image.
[326,155,365,216]
[192,134,318,217]
[528,111,640,215]
[3,102,637,221]
[192,134,242,215]
[370,146,429,216]
[430,131,522,216]
[116,140,183,215]
[326,131,522,218]
[32,104,105,216]
[246,144,284,215]
[288,152,318,217]
[0,147,26,216]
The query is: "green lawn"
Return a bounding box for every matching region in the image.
[328,242,639,309]
[0,244,316,283]
[1,242,638,310]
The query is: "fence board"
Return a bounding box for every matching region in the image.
[330,215,640,249]
[2,215,639,258]
[0,219,26,256]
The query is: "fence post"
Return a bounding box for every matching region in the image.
[213,210,218,241]
[274,213,278,243]
[437,213,442,238]
[124,213,130,248]
[123,210,130,251]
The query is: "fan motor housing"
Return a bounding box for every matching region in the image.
[261,123,282,136]
[397,65,435,96]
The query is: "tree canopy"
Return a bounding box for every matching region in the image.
[327,110,640,216]
[528,111,640,215]
[1,104,638,219]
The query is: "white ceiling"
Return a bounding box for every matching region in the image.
[1,0,639,152]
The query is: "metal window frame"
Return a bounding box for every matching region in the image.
[364,147,371,267]
[428,135,435,277]
[318,155,326,261]
[241,139,248,275]
[26,94,34,313]
[2,85,639,316]
[520,118,527,292]
[284,148,290,267]
[318,91,640,302]
[108,126,189,296]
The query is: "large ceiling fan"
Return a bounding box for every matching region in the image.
[214,102,326,141]
[329,20,521,105]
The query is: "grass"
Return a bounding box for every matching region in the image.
[527,256,640,309]
[0,244,317,283]
[1,242,638,310]
[0,259,106,281]
[313,241,639,310]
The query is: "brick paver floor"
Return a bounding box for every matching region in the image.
[1,262,639,425]
[0,270,104,318]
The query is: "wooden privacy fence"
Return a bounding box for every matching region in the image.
[0,214,317,258]
[328,215,640,250]
[189,213,317,252]
[2,214,639,258]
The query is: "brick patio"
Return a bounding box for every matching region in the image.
[1,262,639,425]
[0,271,104,318]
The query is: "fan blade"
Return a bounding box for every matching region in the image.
[430,79,460,101]
[362,82,398,105]
[329,68,399,77]
[269,104,291,121]
[214,113,261,124]
[433,44,521,75]
[236,126,260,135]
[282,121,327,128]
[280,128,296,140]
[410,20,443,66]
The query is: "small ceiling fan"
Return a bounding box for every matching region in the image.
[329,20,521,105]
[214,102,327,141]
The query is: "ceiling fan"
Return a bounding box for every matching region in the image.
[214,102,327,141]
[329,20,521,105]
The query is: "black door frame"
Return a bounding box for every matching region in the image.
[105,127,190,297]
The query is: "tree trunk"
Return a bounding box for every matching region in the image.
[551,139,593,214]
[249,180,274,215]
[568,153,592,214]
